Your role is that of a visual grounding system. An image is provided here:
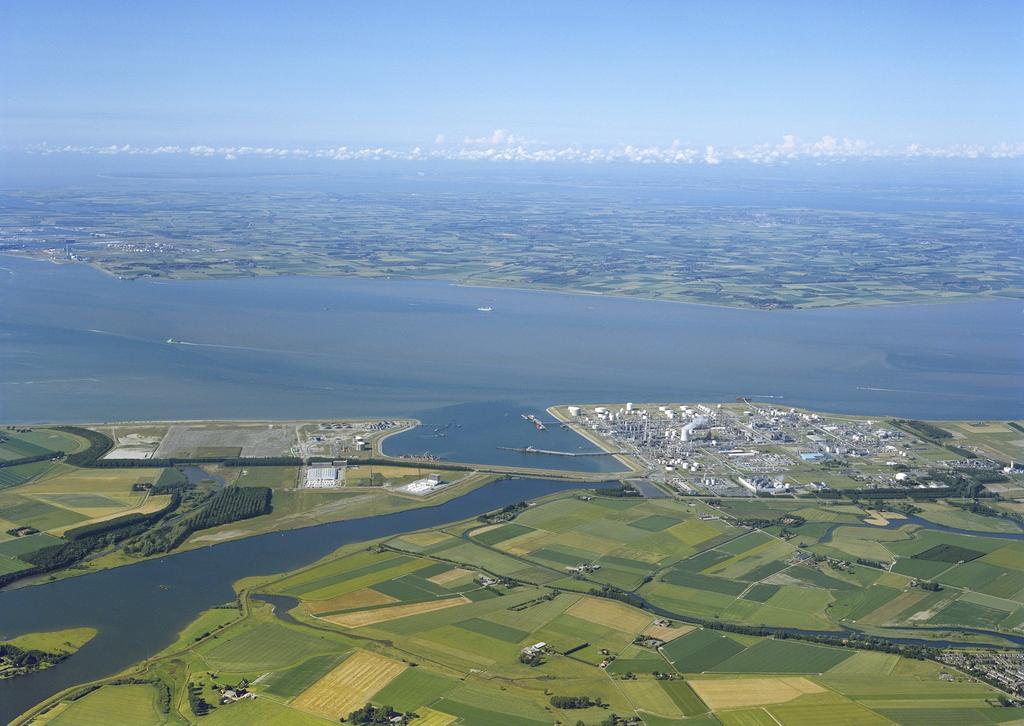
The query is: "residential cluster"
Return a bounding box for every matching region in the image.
[937,650,1024,699]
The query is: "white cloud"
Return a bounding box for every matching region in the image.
[16,135,1024,165]
[462,128,527,146]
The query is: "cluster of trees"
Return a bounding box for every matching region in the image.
[591,484,640,498]
[699,620,938,660]
[951,499,1024,526]
[856,557,889,570]
[478,500,528,524]
[588,585,943,662]
[125,486,272,556]
[187,681,210,716]
[589,585,646,610]
[842,479,994,500]
[2,479,273,588]
[894,419,952,440]
[5,526,38,536]
[870,501,923,516]
[87,455,307,469]
[963,469,1009,485]
[223,456,303,467]
[345,703,412,724]
[0,642,68,677]
[151,473,192,495]
[549,695,598,709]
[183,486,271,531]
[54,426,113,465]
[944,444,978,459]
[917,580,942,591]
[63,510,157,541]
[88,457,222,469]
[562,641,590,656]
[734,514,806,529]
[154,680,172,714]
[2,494,182,588]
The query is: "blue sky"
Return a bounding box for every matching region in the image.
[1,0,1021,154]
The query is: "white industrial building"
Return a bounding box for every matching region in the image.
[404,473,443,494]
[304,463,341,488]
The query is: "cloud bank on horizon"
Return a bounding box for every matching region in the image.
[14,133,1024,165]
[4,3,1019,159]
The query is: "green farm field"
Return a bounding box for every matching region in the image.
[42,684,164,726]
[20,487,1024,726]
[7,186,1022,310]
[6,411,1024,725]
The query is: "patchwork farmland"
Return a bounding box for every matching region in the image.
[63,490,1012,725]
[8,413,1024,725]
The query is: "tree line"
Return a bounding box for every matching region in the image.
[2,483,273,587]
[125,486,271,556]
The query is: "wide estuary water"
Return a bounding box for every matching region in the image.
[0,255,1022,721]
[1,255,1021,427]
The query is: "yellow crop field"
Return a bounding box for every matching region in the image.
[468,523,503,538]
[323,596,469,628]
[859,589,928,625]
[292,650,407,718]
[689,677,825,710]
[499,529,553,555]
[427,567,474,585]
[410,708,457,726]
[18,468,163,495]
[566,596,653,633]
[305,587,398,614]
[642,622,695,642]
[42,494,173,536]
[668,519,722,546]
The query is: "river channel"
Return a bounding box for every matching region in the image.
[0,477,587,723]
[6,479,1024,722]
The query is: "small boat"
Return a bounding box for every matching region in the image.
[477,306,493,312]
